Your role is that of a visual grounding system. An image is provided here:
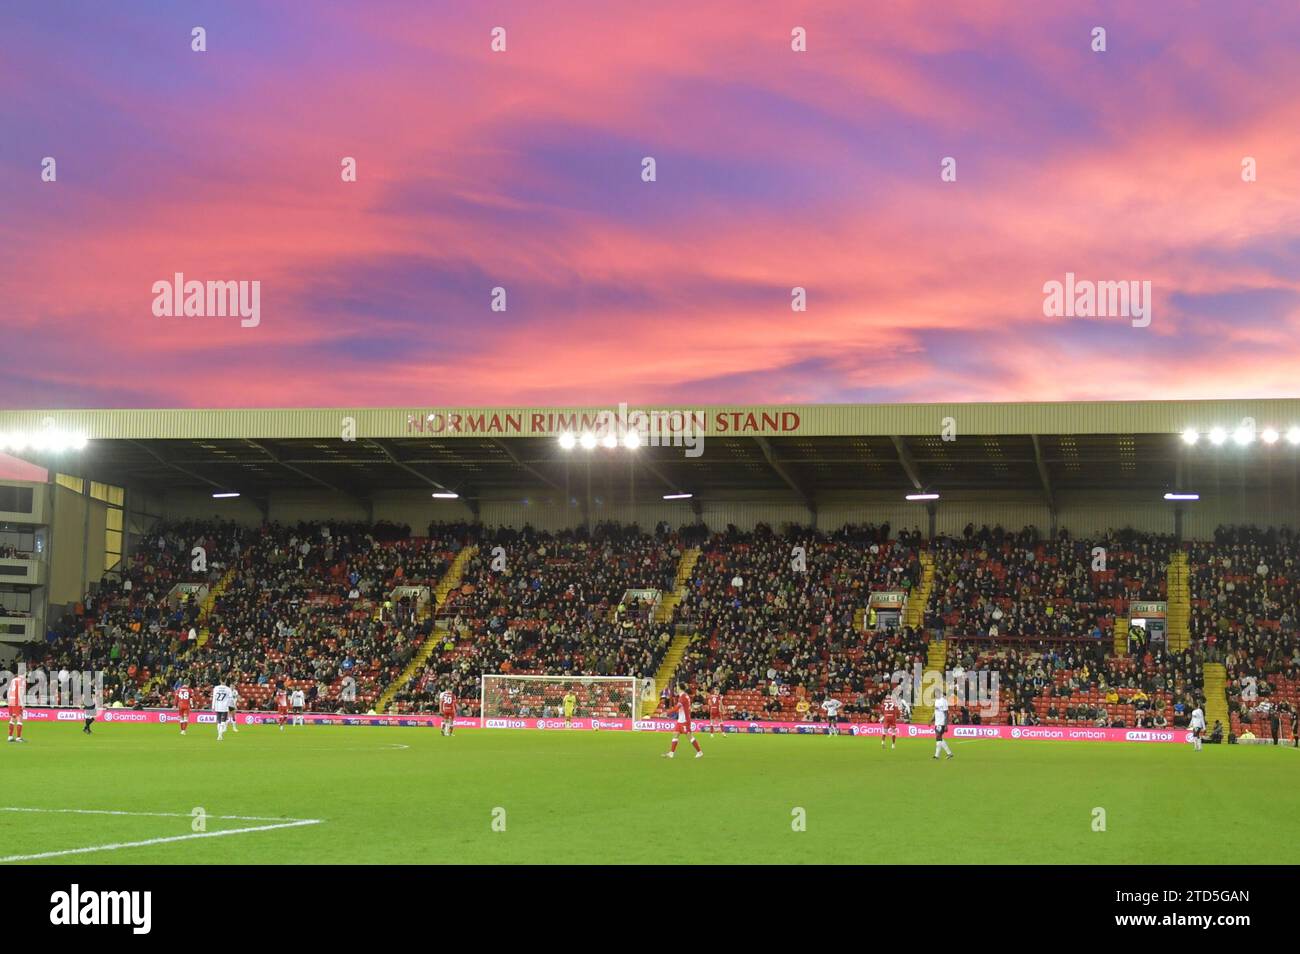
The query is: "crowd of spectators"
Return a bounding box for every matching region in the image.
[389,522,690,714]
[672,522,925,719]
[1192,526,1300,741]
[34,520,474,712]
[20,515,1300,737]
[1190,526,1299,645]
[32,521,239,705]
[944,637,1204,728]
[925,525,1174,642]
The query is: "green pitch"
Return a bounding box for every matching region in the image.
[1,723,1296,864]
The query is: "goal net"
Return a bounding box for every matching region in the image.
[480,674,639,724]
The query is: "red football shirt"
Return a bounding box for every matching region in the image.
[677,691,692,721]
[707,693,722,712]
[175,687,191,707]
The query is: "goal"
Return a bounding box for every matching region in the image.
[480,674,639,724]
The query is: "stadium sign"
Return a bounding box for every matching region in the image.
[1128,601,1167,618]
[1009,727,1064,739]
[634,719,677,732]
[7,707,1197,744]
[406,407,803,439]
[389,586,431,612]
[100,710,148,722]
[1124,730,1176,743]
[167,582,210,609]
[9,399,1300,443]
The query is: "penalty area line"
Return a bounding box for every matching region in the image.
[0,819,322,863]
[0,806,305,822]
[0,808,322,863]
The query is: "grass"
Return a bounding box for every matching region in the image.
[1,722,1296,864]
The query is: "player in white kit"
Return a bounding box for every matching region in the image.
[933,691,953,760]
[1189,703,1206,752]
[227,684,240,732]
[290,688,306,726]
[821,697,843,736]
[212,681,233,741]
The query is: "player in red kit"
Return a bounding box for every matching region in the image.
[662,683,702,758]
[275,688,289,731]
[6,672,27,743]
[175,683,192,736]
[880,695,900,750]
[706,688,725,737]
[439,689,456,737]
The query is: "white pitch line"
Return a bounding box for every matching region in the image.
[0,806,301,822]
[0,806,322,863]
[0,819,322,863]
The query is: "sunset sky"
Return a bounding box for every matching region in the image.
[4,0,1300,409]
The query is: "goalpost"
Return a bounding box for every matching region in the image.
[480,674,640,726]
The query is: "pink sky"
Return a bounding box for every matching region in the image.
[3,0,1299,409]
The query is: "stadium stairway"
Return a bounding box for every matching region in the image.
[901,551,935,629]
[193,567,235,647]
[1166,552,1191,653]
[634,547,702,717]
[433,544,477,609]
[1113,617,1130,656]
[373,545,478,713]
[653,547,701,624]
[1202,663,1229,731]
[142,567,236,698]
[641,634,691,717]
[910,638,946,725]
[856,552,933,632]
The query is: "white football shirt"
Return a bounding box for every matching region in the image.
[212,684,232,712]
[933,695,950,726]
[1190,707,1205,730]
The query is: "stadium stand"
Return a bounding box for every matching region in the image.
[1191,526,1300,741]
[925,526,1174,642]
[36,521,473,713]
[671,522,925,720]
[24,514,1300,740]
[387,522,694,715]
